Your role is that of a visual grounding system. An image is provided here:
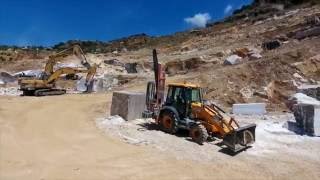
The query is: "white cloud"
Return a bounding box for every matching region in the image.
[184,13,211,28]
[224,4,233,15]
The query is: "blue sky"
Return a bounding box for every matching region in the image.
[0,0,252,46]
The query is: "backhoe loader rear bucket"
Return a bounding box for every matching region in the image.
[222,123,256,152]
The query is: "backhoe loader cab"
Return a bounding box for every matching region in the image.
[144,49,256,153]
[164,83,202,119]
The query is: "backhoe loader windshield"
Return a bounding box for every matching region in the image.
[185,88,201,103]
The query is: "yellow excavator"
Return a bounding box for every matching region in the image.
[18,45,97,96]
[143,49,256,152]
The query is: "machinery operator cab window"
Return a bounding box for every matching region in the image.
[166,86,202,104]
[185,88,202,103]
[166,86,202,118]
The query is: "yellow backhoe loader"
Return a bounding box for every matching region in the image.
[143,49,256,152]
[18,45,97,96]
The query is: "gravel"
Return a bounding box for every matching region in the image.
[96,113,320,162]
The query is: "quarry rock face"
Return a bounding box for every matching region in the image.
[110,91,146,121]
[292,55,320,77]
[165,57,206,75]
[95,75,118,91]
[267,80,297,103]
[295,26,320,40]
[103,59,139,74]
[255,0,316,6]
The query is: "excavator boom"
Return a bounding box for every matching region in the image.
[45,45,90,76]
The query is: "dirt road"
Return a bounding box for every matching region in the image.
[0,94,319,180]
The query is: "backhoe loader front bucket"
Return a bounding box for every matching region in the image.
[222,123,256,152]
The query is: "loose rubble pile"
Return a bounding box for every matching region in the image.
[0,71,20,96]
[0,87,21,96]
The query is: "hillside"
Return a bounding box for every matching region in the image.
[0,0,319,109]
[1,1,320,179]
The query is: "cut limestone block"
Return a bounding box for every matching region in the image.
[293,104,320,136]
[293,104,314,135]
[315,107,320,136]
[232,103,266,115]
[110,91,146,121]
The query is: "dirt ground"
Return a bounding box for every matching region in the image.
[1,93,319,180]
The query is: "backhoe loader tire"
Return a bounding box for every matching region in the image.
[190,124,208,145]
[159,111,178,134]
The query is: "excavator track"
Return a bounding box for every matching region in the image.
[34,89,66,96]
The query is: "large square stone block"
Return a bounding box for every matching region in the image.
[110,91,146,121]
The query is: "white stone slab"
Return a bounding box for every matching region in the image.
[110,91,146,121]
[232,103,266,115]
